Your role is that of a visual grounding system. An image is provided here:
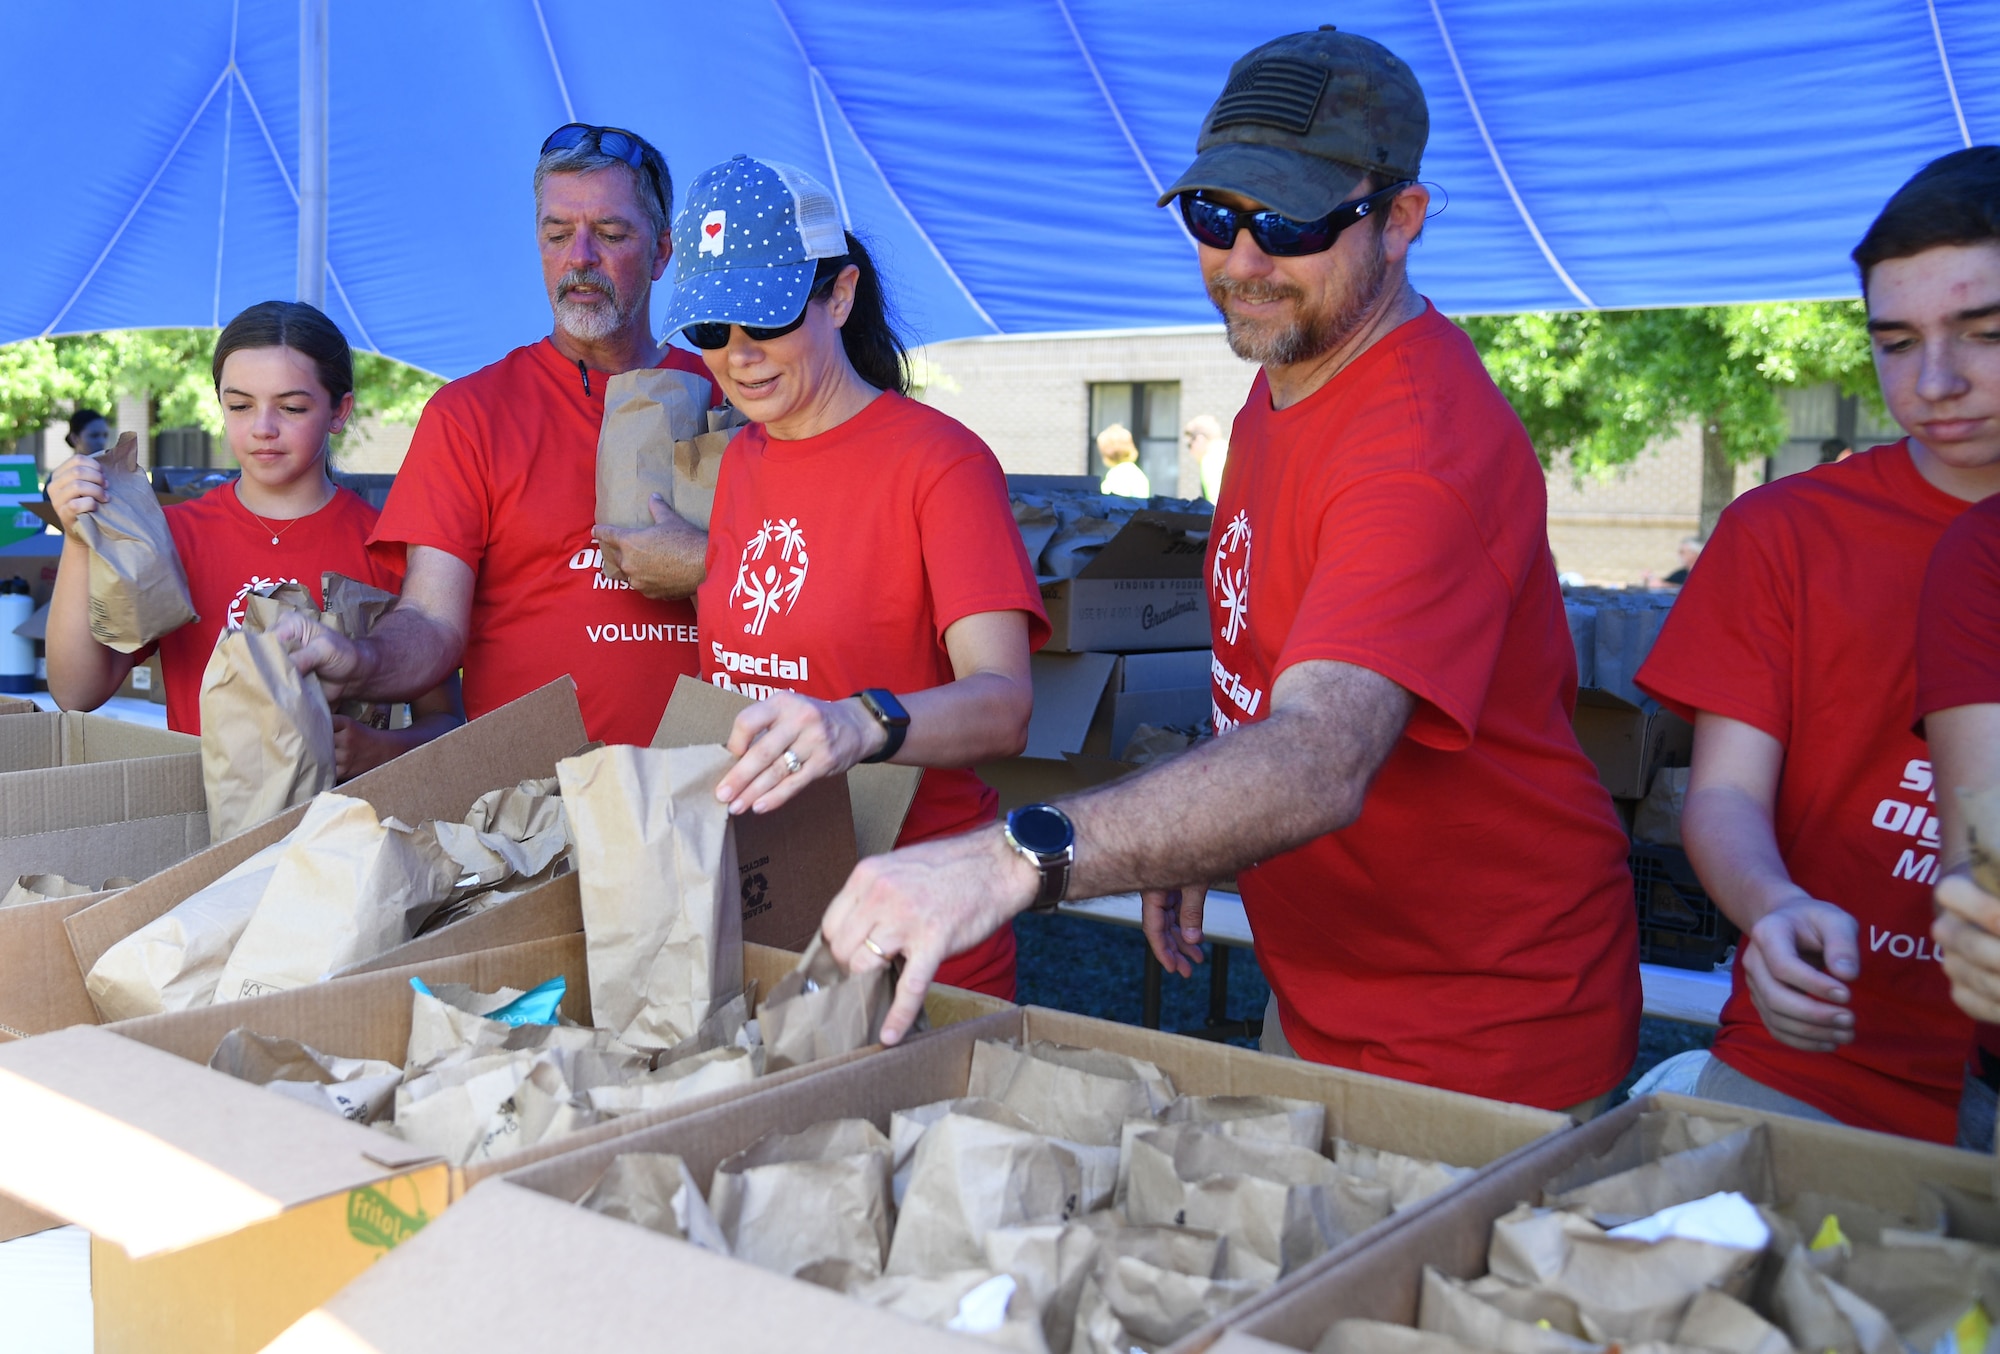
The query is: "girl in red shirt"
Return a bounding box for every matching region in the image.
[665,156,1045,1000]
[46,301,461,776]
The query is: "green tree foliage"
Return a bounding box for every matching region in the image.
[0,329,444,448]
[1458,301,1879,477]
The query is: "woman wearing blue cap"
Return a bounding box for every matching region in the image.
[665,155,1047,1000]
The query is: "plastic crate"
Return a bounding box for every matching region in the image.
[1631,841,1737,970]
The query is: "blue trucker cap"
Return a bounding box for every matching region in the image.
[663,155,847,334]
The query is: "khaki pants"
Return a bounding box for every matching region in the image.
[1260,992,1612,1122]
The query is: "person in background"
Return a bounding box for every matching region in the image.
[1637,146,2000,1146]
[1188,413,1229,502]
[814,28,1641,1117]
[1097,424,1149,498]
[1820,437,1854,464]
[1644,535,1702,589]
[275,123,718,746]
[45,301,462,776]
[62,408,112,463]
[669,156,1044,1000]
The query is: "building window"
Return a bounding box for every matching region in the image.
[153,426,216,469]
[1088,381,1181,495]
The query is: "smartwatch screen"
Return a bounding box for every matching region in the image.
[1009,804,1072,856]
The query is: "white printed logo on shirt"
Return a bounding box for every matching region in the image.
[728,518,809,637]
[699,210,727,256]
[1213,509,1252,646]
[225,576,302,630]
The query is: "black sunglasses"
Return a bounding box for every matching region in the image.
[541,123,668,219]
[1177,181,1412,256]
[681,258,848,351]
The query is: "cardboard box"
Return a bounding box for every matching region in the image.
[0,530,65,606]
[1210,1090,1993,1352]
[1571,687,1692,799]
[1041,512,1212,652]
[0,708,200,836]
[20,679,585,1039]
[0,933,1006,1353]
[269,1007,1571,1353]
[655,674,920,949]
[114,652,167,705]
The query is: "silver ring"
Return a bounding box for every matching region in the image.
[863,936,888,959]
[782,750,804,775]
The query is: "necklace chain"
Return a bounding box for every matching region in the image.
[245,507,304,547]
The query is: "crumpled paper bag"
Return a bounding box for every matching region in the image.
[759,934,893,1072]
[392,1046,600,1166]
[1319,1318,1491,1354]
[200,626,336,842]
[1039,517,1124,580]
[585,1043,762,1116]
[558,743,740,1050]
[984,1220,1100,1352]
[1964,786,2000,897]
[1417,1266,1601,1354]
[708,1118,894,1280]
[1337,1140,1473,1213]
[891,1097,1040,1207]
[1125,1122,1389,1282]
[1769,1242,1904,1354]
[596,367,710,529]
[73,432,197,650]
[578,1152,728,1252]
[967,1039,1174,1147]
[1070,1252,1261,1353]
[850,1271,1049,1350]
[1120,1094,1324,1205]
[430,778,570,900]
[84,838,290,1019]
[887,1111,1085,1277]
[0,874,99,907]
[208,1028,402,1125]
[1546,1122,1774,1226]
[213,792,459,1002]
[668,404,748,531]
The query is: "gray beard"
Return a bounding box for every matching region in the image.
[1212,241,1389,368]
[552,268,644,343]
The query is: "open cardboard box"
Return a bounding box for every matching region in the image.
[1206,1090,1994,1354]
[0,706,200,838]
[266,1006,1572,1353]
[0,931,1010,1353]
[1041,511,1212,653]
[1571,687,1692,800]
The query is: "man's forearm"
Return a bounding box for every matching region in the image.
[349,608,466,703]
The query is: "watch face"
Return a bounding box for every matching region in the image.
[1009,804,1072,856]
[863,688,910,726]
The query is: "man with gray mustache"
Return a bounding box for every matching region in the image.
[278,125,715,745]
[822,28,1640,1118]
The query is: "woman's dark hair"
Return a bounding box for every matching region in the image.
[211,300,354,404]
[65,407,106,443]
[1853,146,2000,290]
[813,232,909,396]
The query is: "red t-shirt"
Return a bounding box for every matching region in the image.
[147,482,403,734]
[696,392,1048,998]
[1917,491,2000,721]
[372,339,715,746]
[1208,302,1640,1111]
[1637,442,1973,1143]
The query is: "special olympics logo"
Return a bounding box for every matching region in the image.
[1212,510,1251,646]
[729,518,808,636]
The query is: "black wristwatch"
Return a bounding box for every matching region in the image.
[854,688,910,763]
[1003,803,1075,913]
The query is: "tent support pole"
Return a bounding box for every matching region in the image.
[295,0,328,308]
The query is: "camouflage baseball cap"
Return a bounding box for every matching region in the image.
[1159,27,1428,222]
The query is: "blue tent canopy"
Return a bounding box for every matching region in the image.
[3,1,1993,379]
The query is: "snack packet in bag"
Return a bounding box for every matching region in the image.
[557,743,740,1050]
[200,626,336,842]
[596,368,710,529]
[211,792,458,1002]
[73,432,197,650]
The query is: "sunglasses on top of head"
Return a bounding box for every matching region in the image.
[681,257,849,351]
[541,123,668,215]
[1177,181,1413,257]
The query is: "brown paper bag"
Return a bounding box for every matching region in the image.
[578,1152,728,1252]
[1546,1122,1775,1225]
[558,743,741,1050]
[584,1043,761,1115]
[430,779,570,899]
[1071,1253,1262,1352]
[1418,1267,1599,1354]
[1963,786,2000,897]
[84,838,291,1019]
[200,626,337,842]
[1426,1269,1595,1342]
[392,1044,602,1165]
[848,1270,1046,1349]
[967,1039,1174,1147]
[317,571,397,638]
[596,368,710,529]
[1838,1237,1992,1354]
[1672,1287,1794,1354]
[1318,1319,1490,1354]
[0,873,97,907]
[891,1097,1040,1206]
[208,1028,402,1125]
[669,428,734,531]
[759,933,893,1072]
[212,792,458,1002]
[886,1112,1084,1277]
[1337,1140,1473,1213]
[984,1221,1100,1352]
[1121,1094,1324,1205]
[1769,1243,1904,1354]
[73,432,197,650]
[708,1119,894,1280]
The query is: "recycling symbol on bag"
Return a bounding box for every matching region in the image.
[740,869,770,918]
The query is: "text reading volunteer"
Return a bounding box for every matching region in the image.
[276,124,717,745]
[1638,147,2000,1145]
[669,156,1044,1000]
[46,301,461,776]
[816,28,1641,1109]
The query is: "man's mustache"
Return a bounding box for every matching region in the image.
[1208,274,1305,308]
[556,269,619,304]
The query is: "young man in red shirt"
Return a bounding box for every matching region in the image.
[818,29,1642,1115]
[278,125,716,746]
[1637,148,2000,1145]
